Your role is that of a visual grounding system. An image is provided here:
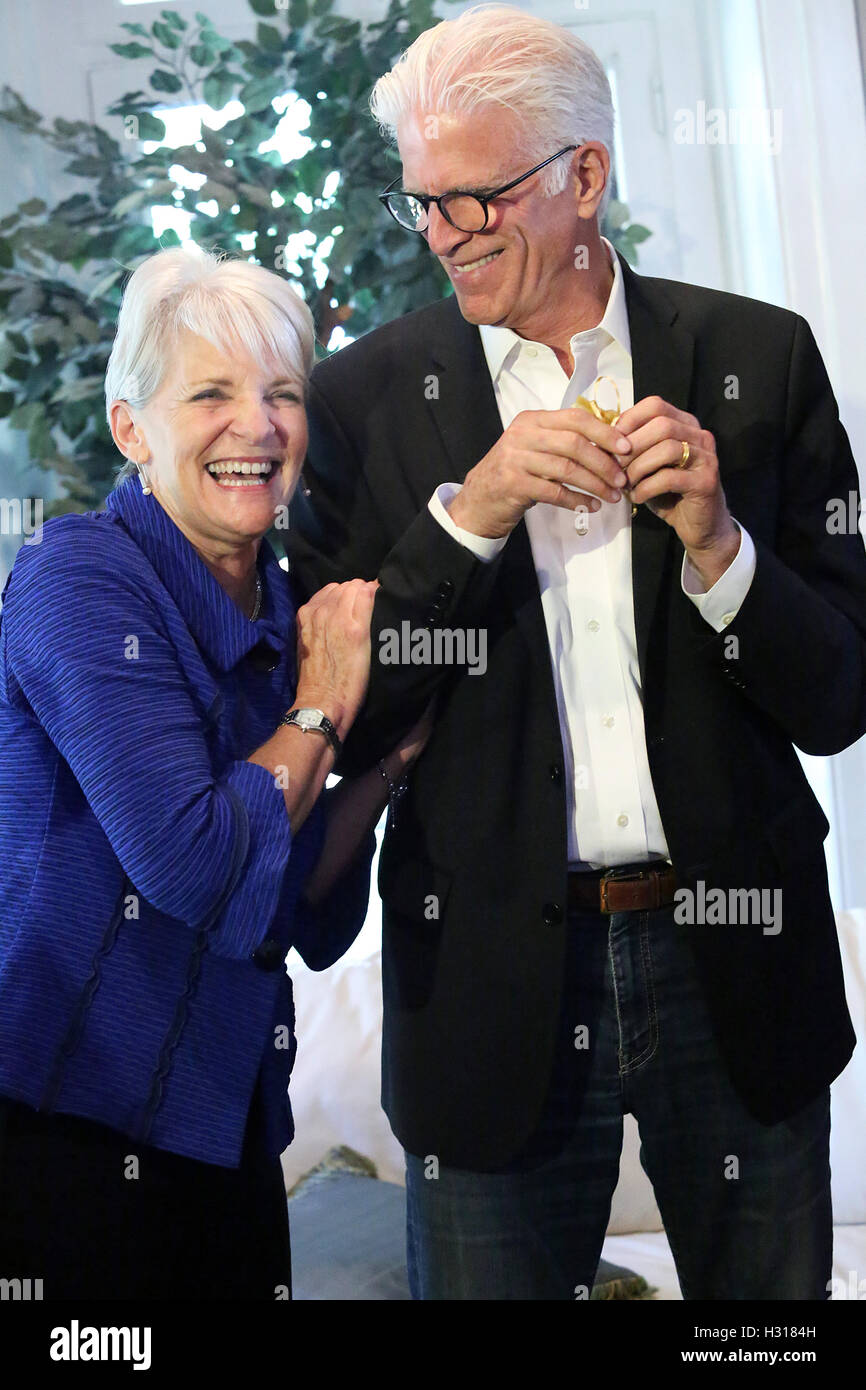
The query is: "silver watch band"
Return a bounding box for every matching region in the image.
[279,707,342,759]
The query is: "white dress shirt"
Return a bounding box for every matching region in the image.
[428,239,756,868]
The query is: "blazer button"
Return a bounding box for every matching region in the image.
[436,580,454,599]
[549,763,562,783]
[542,901,563,926]
[251,937,284,972]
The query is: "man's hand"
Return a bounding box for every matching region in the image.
[617,395,740,587]
[447,406,633,540]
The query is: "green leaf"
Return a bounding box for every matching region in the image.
[190,42,218,66]
[50,376,104,404]
[65,156,109,178]
[198,179,238,209]
[160,8,187,30]
[3,357,30,383]
[111,187,157,217]
[248,0,280,15]
[109,42,153,60]
[149,69,183,94]
[320,18,362,46]
[628,225,652,244]
[0,239,13,269]
[203,70,237,110]
[239,76,278,112]
[85,266,125,301]
[9,402,40,430]
[0,392,15,418]
[5,332,27,358]
[151,21,181,50]
[19,198,47,217]
[257,22,284,51]
[238,182,277,210]
[289,0,310,26]
[134,111,167,143]
[60,399,90,438]
[29,413,54,459]
[69,313,101,344]
[120,22,149,37]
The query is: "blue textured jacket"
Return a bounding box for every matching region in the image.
[0,476,374,1167]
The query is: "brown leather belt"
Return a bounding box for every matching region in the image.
[567,862,678,914]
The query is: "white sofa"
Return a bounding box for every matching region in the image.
[283,909,866,1299]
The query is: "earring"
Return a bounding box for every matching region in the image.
[136,462,152,496]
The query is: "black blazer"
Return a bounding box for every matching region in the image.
[288,255,866,1169]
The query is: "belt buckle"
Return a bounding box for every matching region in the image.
[599,865,649,914]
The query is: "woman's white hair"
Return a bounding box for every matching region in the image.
[370,3,615,214]
[105,244,315,482]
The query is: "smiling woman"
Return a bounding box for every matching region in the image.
[106,247,313,615]
[0,244,434,1300]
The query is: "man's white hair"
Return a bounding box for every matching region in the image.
[105,244,314,481]
[369,4,615,214]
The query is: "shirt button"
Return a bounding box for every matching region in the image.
[587,619,600,632]
[617,813,629,827]
[722,612,736,625]
[542,901,563,926]
[549,763,562,784]
[527,347,538,358]
[602,714,615,728]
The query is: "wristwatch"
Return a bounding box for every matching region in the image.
[279,707,342,759]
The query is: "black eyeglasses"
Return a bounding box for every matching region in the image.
[379,144,580,234]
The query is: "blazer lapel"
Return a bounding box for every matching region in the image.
[427,296,503,483]
[619,254,695,688]
[424,298,557,693]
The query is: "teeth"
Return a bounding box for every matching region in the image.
[453,251,501,274]
[206,460,274,476]
[213,478,267,487]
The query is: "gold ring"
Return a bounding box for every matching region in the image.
[679,440,691,468]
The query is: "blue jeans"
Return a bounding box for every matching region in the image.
[405,905,832,1300]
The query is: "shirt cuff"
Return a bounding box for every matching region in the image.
[428,484,507,562]
[681,520,757,633]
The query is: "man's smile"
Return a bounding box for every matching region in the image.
[448,248,504,277]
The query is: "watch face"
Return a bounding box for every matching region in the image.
[294,709,321,729]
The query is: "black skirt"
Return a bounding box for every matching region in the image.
[0,1081,292,1300]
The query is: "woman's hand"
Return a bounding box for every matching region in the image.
[294,578,378,741]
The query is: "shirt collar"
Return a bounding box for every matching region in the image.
[479,236,631,381]
[105,476,294,674]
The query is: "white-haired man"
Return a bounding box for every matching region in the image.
[288,5,866,1299]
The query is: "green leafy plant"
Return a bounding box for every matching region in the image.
[0,0,651,516]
